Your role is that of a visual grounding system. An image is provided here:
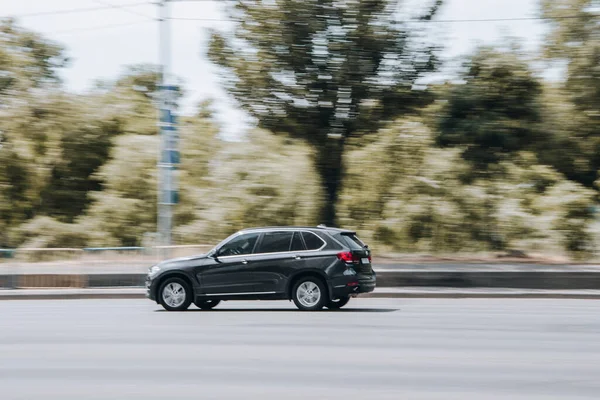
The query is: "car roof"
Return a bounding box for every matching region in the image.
[238,226,356,235]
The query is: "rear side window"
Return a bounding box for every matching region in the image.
[301,232,325,250]
[291,232,305,251]
[257,231,294,253]
[335,233,366,250]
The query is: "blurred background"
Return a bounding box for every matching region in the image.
[0,0,599,262]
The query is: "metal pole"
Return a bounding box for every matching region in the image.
[157,0,172,259]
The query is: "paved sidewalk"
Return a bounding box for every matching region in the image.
[2,287,600,300]
[363,287,600,299]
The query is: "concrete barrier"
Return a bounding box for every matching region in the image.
[374,271,600,290]
[18,274,87,288]
[87,274,145,288]
[2,266,600,290]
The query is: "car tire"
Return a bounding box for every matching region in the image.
[194,299,221,310]
[159,277,192,311]
[326,296,350,310]
[292,277,327,311]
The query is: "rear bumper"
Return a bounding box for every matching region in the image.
[329,273,376,299]
[357,275,376,293]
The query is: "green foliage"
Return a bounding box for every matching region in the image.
[93,64,177,137]
[540,0,600,188]
[71,105,322,248]
[0,89,126,228]
[0,22,81,242]
[14,216,89,249]
[536,85,598,187]
[542,0,599,113]
[0,146,29,247]
[0,18,599,261]
[436,47,543,171]
[208,0,442,224]
[0,18,67,96]
[338,120,597,256]
[80,134,158,247]
[174,128,322,244]
[40,119,122,221]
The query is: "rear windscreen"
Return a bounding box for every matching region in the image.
[335,233,366,250]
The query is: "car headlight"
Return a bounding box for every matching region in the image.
[149,265,161,275]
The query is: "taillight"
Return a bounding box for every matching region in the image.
[337,251,359,264]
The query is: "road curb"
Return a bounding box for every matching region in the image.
[361,292,600,299]
[0,292,146,300]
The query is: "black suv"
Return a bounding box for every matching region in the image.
[146,226,376,311]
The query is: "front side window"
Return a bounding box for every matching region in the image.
[217,233,260,257]
[256,231,294,254]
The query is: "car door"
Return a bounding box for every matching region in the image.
[250,231,306,294]
[294,230,331,270]
[198,232,260,295]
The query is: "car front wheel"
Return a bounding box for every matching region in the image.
[292,277,326,311]
[159,277,192,311]
[326,296,350,310]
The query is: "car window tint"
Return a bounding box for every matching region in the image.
[218,233,260,256]
[257,231,294,253]
[301,232,324,250]
[335,233,365,250]
[291,232,305,251]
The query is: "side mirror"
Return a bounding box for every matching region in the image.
[208,249,219,259]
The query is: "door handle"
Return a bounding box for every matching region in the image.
[241,259,248,265]
[293,255,302,260]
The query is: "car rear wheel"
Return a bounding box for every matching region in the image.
[194,299,221,310]
[159,277,192,311]
[326,296,350,310]
[292,277,326,311]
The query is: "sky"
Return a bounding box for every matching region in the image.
[2,0,548,139]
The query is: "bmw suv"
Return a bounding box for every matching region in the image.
[146,226,376,311]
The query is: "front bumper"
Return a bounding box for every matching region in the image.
[145,275,158,301]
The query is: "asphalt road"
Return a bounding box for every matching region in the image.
[1,299,599,400]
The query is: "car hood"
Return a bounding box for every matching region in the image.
[156,253,210,269]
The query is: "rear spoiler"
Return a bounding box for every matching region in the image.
[338,231,368,248]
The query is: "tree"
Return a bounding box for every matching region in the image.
[436,47,543,173]
[534,83,593,187]
[0,19,69,246]
[175,111,322,244]
[39,117,121,222]
[93,64,184,136]
[542,0,599,118]
[0,18,67,98]
[540,0,600,188]
[435,47,544,249]
[208,0,443,225]
[0,35,179,244]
